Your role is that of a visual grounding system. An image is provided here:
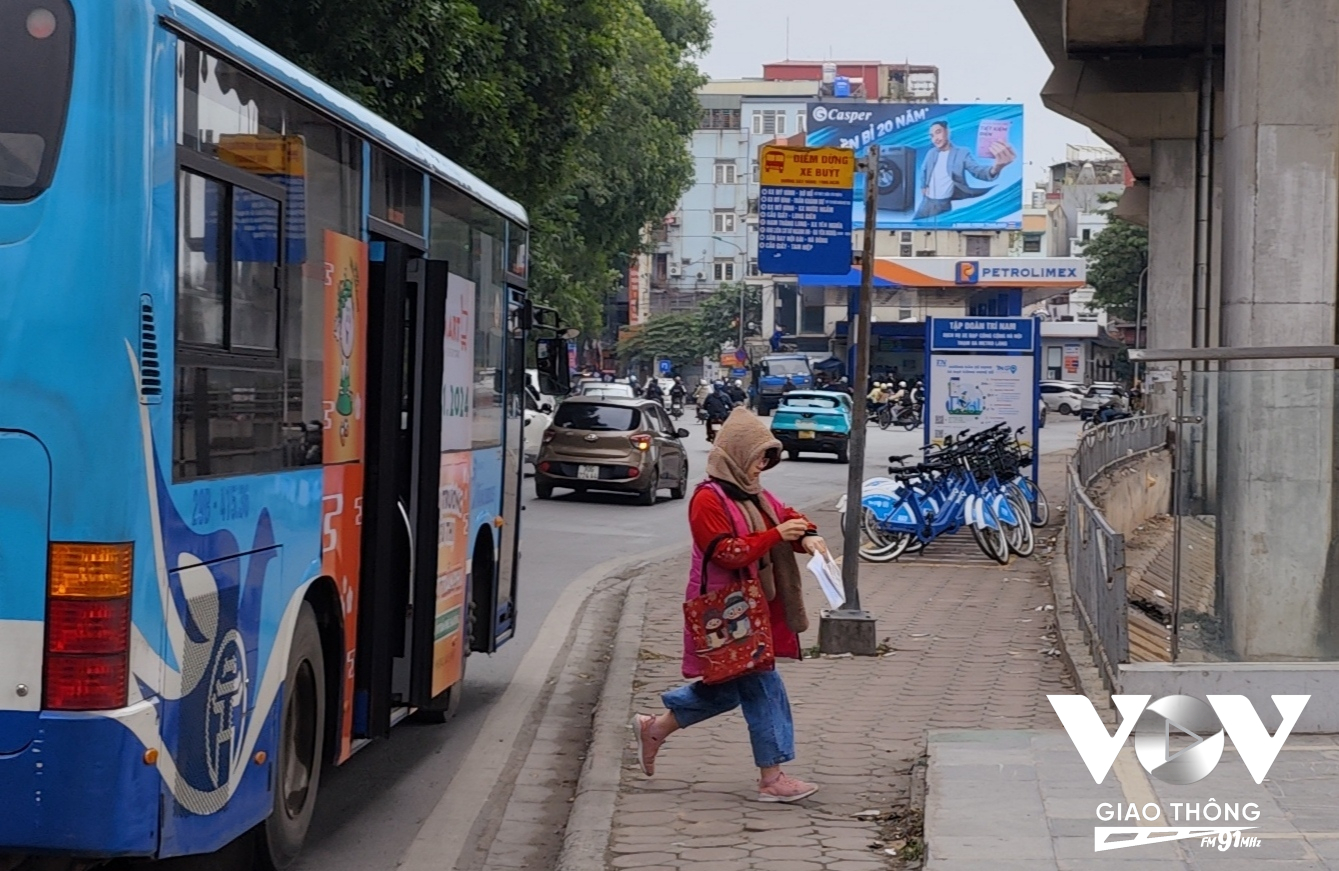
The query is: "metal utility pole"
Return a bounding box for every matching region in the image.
[739,284,745,353]
[820,145,878,656]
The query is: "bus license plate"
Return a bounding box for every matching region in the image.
[798,431,816,439]
[578,465,600,480]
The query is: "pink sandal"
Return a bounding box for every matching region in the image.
[630,714,663,777]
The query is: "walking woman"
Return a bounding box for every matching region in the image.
[632,408,825,802]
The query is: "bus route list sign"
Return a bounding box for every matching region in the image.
[758,146,854,276]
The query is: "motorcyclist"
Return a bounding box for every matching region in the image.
[645,378,664,404]
[866,381,889,416]
[692,378,711,406]
[702,384,733,442]
[909,380,925,406]
[726,379,747,405]
[1087,393,1130,426]
[888,381,909,406]
[668,377,686,416]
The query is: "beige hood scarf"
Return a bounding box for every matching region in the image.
[704,408,809,634]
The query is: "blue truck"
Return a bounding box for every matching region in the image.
[756,353,814,415]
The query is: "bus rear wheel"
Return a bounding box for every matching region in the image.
[257,603,326,871]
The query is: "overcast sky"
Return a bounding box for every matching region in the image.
[700,0,1109,187]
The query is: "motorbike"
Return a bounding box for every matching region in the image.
[1082,402,1132,430]
[669,398,684,419]
[893,401,922,431]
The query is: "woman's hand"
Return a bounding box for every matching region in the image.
[776,518,810,541]
[801,535,828,555]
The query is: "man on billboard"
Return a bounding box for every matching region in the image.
[915,120,1017,219]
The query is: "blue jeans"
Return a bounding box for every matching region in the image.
[661,670,795,768]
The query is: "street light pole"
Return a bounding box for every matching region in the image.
[714,235,750,370]
[739,283,744,351]
[819,145,879,656]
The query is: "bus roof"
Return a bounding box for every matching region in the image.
[160,0,528,227]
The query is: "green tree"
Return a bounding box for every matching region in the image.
[697,282,762,352]
[533,0,708,334]
[616,283,762,366]
[198,0,712,337]
[1084,206,1148,323]
[617,312,705,367]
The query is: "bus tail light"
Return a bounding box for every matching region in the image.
[44,542,133,711]
[630,434,652,452]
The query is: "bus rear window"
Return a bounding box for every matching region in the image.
[0,1,74,201]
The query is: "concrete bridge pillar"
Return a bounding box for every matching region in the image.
[1218,0,1339,658]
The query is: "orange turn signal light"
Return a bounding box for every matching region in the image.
[48,543,133,599]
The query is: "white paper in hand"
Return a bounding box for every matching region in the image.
[807,551,846,609]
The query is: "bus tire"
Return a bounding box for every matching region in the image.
[257,603,326,871]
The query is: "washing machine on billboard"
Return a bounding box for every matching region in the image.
[876,146,917,212]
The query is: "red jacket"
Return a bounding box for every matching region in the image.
[682,483,813,676]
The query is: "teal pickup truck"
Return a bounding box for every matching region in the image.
[769,390,853,463]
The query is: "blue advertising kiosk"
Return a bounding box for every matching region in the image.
[924,316,1042,481]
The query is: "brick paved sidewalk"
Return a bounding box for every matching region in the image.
[604,458,1074,870]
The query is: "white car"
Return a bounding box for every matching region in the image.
[523,408,552,464]
[1040,381,1086,416]
[579,382,636,399]
[523,389,554,464]
[1080,383,1129,416]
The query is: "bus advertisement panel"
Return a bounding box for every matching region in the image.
[324,230,368,461]
[434,453,470,696]
[805,102,1025,230]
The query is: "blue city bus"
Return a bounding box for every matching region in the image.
[0,1,568,866]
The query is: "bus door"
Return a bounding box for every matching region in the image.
[358,238,455,736]
[488,291,528,648]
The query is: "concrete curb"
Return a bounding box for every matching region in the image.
[398,541,686,871]
[553,571,652,871]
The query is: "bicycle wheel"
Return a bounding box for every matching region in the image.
[970,500,1010,565]
[1011,479,1050,528]
[1029,482,1050,527]
[860,509,910,562]
[1004,492,1035,557]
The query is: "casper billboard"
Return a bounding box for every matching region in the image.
[805,102,1024,231]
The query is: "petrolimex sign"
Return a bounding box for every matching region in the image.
[960,262,1083,283]
[952,258,1085,285]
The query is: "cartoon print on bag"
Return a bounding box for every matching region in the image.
[702,608,730,649]
[722,591,751,640]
